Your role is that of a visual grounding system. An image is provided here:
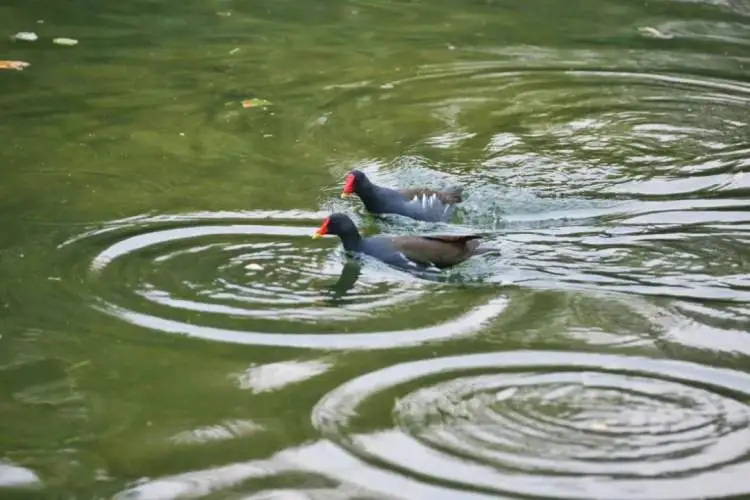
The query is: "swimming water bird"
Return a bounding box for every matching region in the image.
[312,213,482,272]
[340,169,463,222]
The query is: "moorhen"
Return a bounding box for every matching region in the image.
[340,170,463,222]
[312,213,482,272]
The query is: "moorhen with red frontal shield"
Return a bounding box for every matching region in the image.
[340,170,463,222]
[312,213,483,272]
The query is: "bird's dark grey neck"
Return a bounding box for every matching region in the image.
[358,184,389,211]
[337,230,362,253]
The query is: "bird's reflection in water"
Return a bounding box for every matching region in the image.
[322,256,456,308]
[324,259,363,304]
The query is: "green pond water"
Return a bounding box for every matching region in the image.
[2,0,750,498]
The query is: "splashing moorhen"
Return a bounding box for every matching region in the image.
[312,213,482,272]
[340,170,463,222]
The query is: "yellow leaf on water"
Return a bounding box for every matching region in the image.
[241,98,273,108]
[0,60,30,71]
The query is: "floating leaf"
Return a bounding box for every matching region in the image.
[53,37,79,46]
[0,60,30,71]
[11,32,38,42]
[241,98,273,108]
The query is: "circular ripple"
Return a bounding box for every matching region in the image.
[312,351,750,499]
[57,210,507,349]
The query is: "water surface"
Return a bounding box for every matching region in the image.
[1,0,750,498]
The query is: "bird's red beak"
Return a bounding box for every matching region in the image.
[341,174,355,198]
[312,217,329,239]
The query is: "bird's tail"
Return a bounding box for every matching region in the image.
[442,187,464,204]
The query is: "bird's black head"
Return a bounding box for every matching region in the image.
[312,213,359,241]
[341,169,372,198]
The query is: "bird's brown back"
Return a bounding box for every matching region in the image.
[388,234,481,268]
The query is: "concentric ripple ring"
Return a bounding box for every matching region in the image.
[312,350,750,499]
[57,211,508,350]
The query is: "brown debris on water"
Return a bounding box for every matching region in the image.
[0,60,30,71]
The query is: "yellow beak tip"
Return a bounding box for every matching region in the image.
[340,193,351,199]
[312,233,322,239]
